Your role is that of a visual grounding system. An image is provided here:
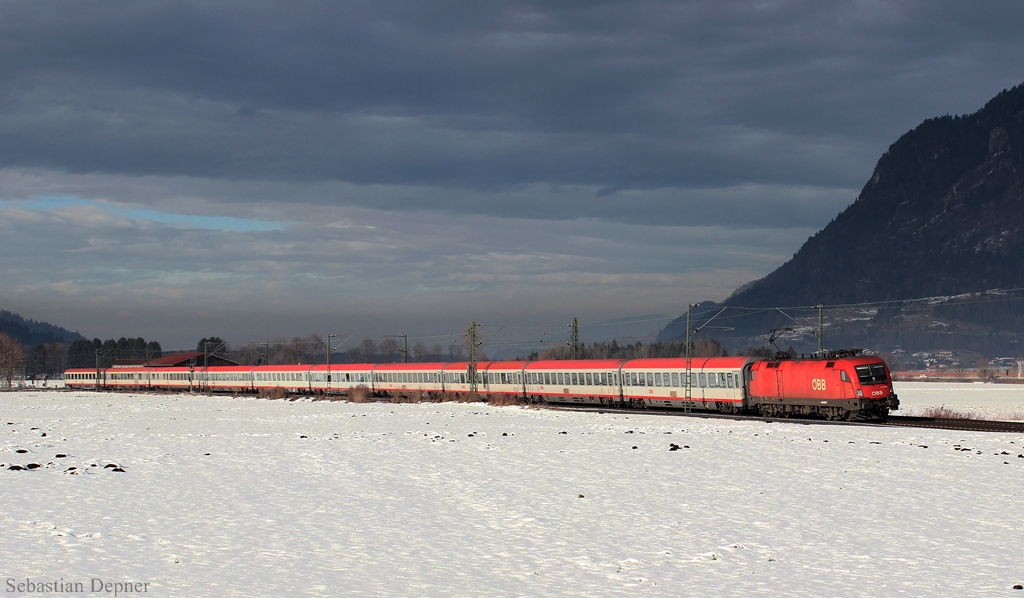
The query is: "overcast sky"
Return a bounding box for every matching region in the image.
[2,0,1023,352]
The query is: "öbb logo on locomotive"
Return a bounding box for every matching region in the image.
[65,350,900,421]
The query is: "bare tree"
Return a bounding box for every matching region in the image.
[357,337,378,362]
[412,342,429,362]
[693,338,728,357]
[0,333,26,388]
[950,359,969,382]
[380,337,400,362]
[447,344,465,361]
[306,334,326,363]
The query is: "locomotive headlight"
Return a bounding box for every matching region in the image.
[855,389,863,397]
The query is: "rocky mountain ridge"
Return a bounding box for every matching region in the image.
[659,82,1024,359]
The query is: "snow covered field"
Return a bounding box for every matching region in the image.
[895,381,1024,420]
[3,390,1024,596]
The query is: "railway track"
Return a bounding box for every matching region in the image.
[543,404,1024,433]
[884,415,1024,434]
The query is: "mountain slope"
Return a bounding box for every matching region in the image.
[0,309,85,345]
[660,82,1024,355]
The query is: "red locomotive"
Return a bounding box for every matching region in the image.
[747,351,897,420]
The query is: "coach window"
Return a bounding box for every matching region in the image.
[654,373,661,387]
[671,373,679,387]
[727,373,734,388]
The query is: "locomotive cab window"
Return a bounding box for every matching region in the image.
[854,364,887,384]
[841,370,850,382]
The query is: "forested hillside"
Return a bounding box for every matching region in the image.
[661,83,1024,357]
[0,310,84,345]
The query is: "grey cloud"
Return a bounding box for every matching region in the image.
[0,200,793,347]
[2,1,1022,209]
[0,167,855,228]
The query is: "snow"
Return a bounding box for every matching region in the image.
[2,390,1024,596]
[896,381,1024,420]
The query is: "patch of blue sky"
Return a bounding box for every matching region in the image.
[2,195,288,232]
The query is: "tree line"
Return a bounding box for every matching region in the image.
[203,335,481,366]
[67,338,164,369]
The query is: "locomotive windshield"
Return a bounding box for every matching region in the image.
[854,364,888,384]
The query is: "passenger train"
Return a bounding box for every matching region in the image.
[65,351,899,421]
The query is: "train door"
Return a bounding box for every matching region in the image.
[775,369,784,400]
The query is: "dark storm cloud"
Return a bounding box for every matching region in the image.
[1,0,1023,223]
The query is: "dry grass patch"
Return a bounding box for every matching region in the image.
[918,405,980,420]
[348,386,370,403]
[487,394,526,407]
[258,388,289,400]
